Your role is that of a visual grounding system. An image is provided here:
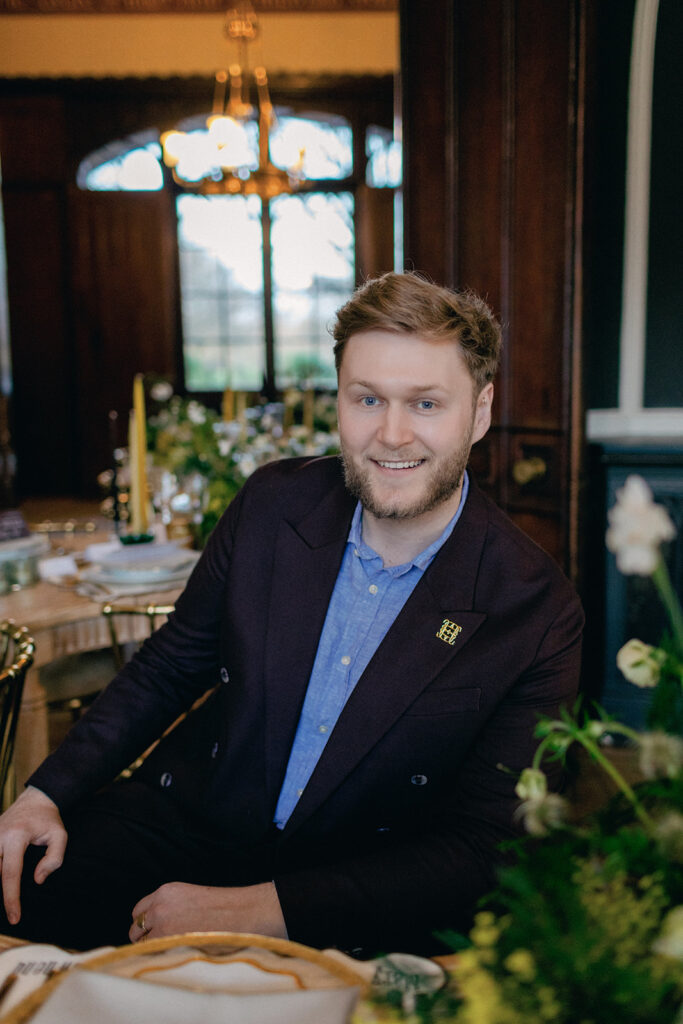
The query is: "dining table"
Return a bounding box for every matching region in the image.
[0,504,191,795]
[1,577,184,793]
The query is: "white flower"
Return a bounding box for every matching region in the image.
[616,638,662,688]
[187,401,206,425]
[516,793,568,836]
[652,905,683,959]
[606,475,675,575]
[639,731,683,780]
[586,719,610,740]
[217,438,234,458]
[150,381,173,402]
[237,454,257,478]
[515,767,548,801]
[654,813,683,864]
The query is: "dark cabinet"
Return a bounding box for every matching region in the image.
[584,441,683,728]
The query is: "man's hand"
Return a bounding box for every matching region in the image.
[0,786,67,925]
[129,881,287,943]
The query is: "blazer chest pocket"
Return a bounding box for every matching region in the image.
[406,686,481,716]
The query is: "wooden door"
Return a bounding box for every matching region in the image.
[68,188,181,494]
[401,0,587,579]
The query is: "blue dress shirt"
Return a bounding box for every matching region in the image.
[273,473,470,828]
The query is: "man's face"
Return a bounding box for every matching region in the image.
[337,330,492,522]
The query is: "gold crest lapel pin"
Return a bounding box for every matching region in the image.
[436,619,463,646]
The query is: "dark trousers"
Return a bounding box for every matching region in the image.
[0,780,277,951]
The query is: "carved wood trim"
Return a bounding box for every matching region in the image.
[1,0,396,14]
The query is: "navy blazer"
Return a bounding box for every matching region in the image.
[30,456,584,953]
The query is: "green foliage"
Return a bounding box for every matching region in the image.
[142,385,339,546]
[365,775,683,1023]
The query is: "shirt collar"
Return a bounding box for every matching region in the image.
[347,471,470,575]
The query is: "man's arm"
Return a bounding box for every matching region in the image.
[26,485,247,814]
[128,881,287,943]
[0,486,249,919]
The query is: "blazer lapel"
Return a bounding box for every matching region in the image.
[281,478,491,837]
[263,477,356,806]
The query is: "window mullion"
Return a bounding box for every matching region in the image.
[261,199,276,399]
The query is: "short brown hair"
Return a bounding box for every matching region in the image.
[333,272,502,394]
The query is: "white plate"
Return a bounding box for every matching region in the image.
[82,551,199,586]
[95,543,195,569]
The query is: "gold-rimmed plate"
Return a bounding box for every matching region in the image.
[1,932,367,1024]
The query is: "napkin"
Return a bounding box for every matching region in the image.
[38,555,79,580]
[0,943,114,1015]
[28,969,359,1024]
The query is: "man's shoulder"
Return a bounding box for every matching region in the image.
[244,454,343,495]
[235,455,347,519]
[464,477,581,604]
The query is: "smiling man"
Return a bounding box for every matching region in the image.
[337,329,492,563]
[0,272,583,955]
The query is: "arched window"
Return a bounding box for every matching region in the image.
[79,111,400,395]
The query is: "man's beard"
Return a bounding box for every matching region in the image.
[340,429,474,521]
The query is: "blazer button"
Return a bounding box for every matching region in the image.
[211,742,219,759]
[220,667,229,683]
[410,774,428,786]
[160,772,173,788]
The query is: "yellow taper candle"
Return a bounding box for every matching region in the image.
[128,410,141,534]
[283,389,297,430]
[235,390,247,423]
[132,374,149,533]
[303,389,315,432]
[222,387,235,422]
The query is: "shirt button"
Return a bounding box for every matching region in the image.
[368,584,378,594]
[297,788,304,797]
[341,655,350,666]
[318,724,328,734]
[354,548,360,557]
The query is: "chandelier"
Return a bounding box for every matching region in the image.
[160,3,304,200]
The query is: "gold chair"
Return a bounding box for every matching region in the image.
[101,602,176,777]
[45,604,175,732]
[102,602,175,671]
[0,620,35,808]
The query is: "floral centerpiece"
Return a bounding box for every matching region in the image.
[101,380,339,547]
[357,476,683,1024]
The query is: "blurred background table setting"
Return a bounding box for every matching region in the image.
[37,538,199,602]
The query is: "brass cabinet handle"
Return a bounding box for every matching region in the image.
[512,456,547,486]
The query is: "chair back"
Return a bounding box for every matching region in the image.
[102,602,175,671]
[0,621,35,805]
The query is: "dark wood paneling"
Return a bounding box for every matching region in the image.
[355,184,395,279]
[451,0,510,512]
[401,0,586,575]
[0,95,75,497]
[400,0,454,284]
[69,188,179,493]
[0,96,67,184]
[452,0,506,310]
[3,191,76,497]
[511,0,573,432]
